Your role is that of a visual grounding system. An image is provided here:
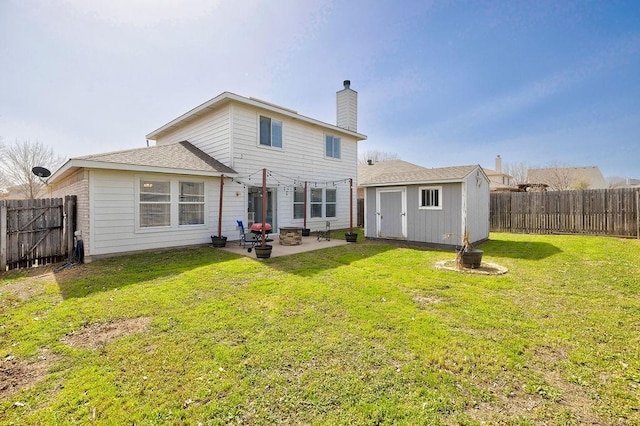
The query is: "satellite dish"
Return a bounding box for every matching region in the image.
[32,166,52,178]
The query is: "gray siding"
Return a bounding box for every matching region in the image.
[463,173,490,244]
[364,187,377,237]
[406,183,462,245]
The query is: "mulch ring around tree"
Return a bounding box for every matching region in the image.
[435,260,508,275]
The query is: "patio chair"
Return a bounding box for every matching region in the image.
[317,221,331,241]
[237,220,257,247]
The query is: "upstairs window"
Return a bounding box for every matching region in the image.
[325,134,341,159]
[260,116,283,148]
[419,186,442,210]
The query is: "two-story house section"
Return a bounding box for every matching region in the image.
[48,82,366,261]
[145,81,367,232]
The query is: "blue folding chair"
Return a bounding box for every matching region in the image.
[237,220,255,247]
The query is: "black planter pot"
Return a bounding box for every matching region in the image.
[301,228,311,237]
[345,232,358,243]
[461,249,483,269]
[254,245,273,259]
[211,236,228,248]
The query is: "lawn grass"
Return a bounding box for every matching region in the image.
[1,232,639,424]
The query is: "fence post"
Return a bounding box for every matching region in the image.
[637,190,639,240]
[1,201,6,271]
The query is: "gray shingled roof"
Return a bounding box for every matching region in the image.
[527,166,607,190]
[358,160,479,186]
[76,141,236,174]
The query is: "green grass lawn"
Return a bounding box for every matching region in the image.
[1,232,639,424]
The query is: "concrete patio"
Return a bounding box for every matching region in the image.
[218,234,350,258]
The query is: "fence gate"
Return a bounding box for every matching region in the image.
[1,196,76,271]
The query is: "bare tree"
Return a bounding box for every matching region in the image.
[503,161,530,185]
[358,150,399,164]
[527,162,574,191]
[0,140,64,199]
[543,163,574,191]
[0,143,10,192]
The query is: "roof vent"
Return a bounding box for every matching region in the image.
[343,80,351,89]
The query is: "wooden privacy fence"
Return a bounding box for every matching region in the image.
[490,188,640,238]
[1,196,77,271]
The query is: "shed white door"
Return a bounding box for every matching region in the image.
[376,188,406,239]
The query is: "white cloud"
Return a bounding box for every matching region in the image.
[60,0,221,27]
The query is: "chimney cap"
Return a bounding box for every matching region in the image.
[343,80,351,89]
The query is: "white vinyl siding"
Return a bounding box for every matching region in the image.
[150,101,360,232]
[80,170,245,258]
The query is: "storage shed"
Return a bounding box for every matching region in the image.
[359,160,490,248]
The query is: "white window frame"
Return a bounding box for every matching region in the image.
[325,188,337,218]
[418,186,442,210]
[139,179,171,228]
[309,187,337,219]
[259,115,283,149]
[136,176,207,232]
[293,186,305,220]
[178,181,205,226]
[325,134,341,159]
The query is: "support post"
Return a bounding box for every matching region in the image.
[303,181,308,230]
[218,175,225,237]
[261,168,267,247]
[349,178,353,234]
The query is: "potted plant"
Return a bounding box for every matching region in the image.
[211,235,228,248]
[254,244,273,259]
[456,230,483,269]
[345,232,358,243]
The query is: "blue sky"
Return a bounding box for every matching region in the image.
[1,0,639,178]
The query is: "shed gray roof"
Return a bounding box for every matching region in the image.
[49,141,235,184]
[358,160,481,186]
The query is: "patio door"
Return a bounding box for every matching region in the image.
[376,188,406,239]
[248,187,276,229]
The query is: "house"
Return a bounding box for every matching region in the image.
[358,159,490,248]
[48,81,367,261]
[527,166,607,190]
[483,155,514,191]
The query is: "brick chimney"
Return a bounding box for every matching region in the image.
[336,80,357,132]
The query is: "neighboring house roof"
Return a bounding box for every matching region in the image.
[358,160,487,187]
[527,166,607,190]
[146,91,367,142]
[49,141,236,183]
